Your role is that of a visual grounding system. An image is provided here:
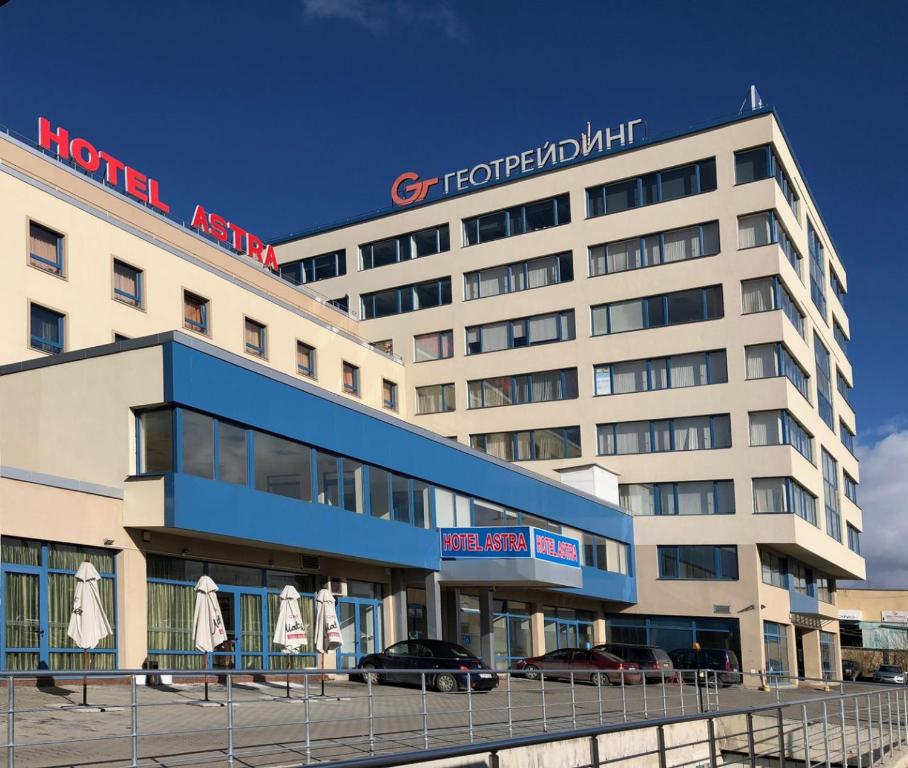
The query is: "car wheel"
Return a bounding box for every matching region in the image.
[523,664,540,681]
[590,672,606,686]
[361,663,381,685]
[435,673,457,693]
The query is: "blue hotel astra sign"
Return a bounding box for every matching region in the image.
[440,527,581,569]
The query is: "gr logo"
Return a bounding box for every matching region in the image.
[390,171,439,206]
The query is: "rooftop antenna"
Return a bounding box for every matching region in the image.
[738,84,764,114]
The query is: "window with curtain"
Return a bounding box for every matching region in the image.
[738,212,772,249]
[823,449,842,541]
[471,427,579,461]
[466,311,574,354]
[815,334,834,427]
[244,319,266,357]
[589,223,718,277]
[742,277,775,313]
[29,221,64,275]
[599,415,730,455]
[113,260,142,307]
[342,361,359,394]
[464,194,569,245]
[753,478,787,514]
[595,350,727,395]
[297,342,316,377]
[749,411,782,446]
[416,383,455,414]
[183,291,209,334]
[745,344,777,379]
[29,303,64,354]
[414,330,453,361]
[592,285,723,335]
[658,546,738,580]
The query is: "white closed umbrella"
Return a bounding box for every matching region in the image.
[273,585,309,698]
[193,575,227,701]
[314,588,342,697]
[67,561,112,707]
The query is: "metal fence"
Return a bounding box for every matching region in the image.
[0,667,900,768]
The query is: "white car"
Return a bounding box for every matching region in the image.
[873,665,906,684]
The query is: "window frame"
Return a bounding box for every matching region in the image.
[382,379,398,411]
[467,368,579,409]
[111,257,144,309]
[342,361,360,397]
[414,329,454,363]
[28,300,66,355]
[733,144,800,216]
[182,290,211,336]
[593,349,728,396]
[464,251,574,301]
[296,340,317,379]
[597,414,732,456]
[657,545,739,581]
[360,225,450,270]
[27,219,66,278]
[243,316,268,359]
[463,194,571,247]
[465,310,575,355]
[591,285,723,336]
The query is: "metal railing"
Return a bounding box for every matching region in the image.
[0,667,900,768]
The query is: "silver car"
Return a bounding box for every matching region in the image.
[873,665,906,684]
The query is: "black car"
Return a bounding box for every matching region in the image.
[356,639,499,693]
[594,643,674,681]
[669,648,742,686]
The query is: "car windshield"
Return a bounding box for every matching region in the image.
[880,666,902,673]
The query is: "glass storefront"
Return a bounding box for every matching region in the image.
[146,555,382,670]
[544,607,594,651]
[763,621,789,677]
[606,614,741,658]
[1,537,117,671]
[459,593,482,658]
[820,630,836,680]
[493,600,531,669]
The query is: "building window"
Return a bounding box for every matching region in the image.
[382,379,398,411]
[112,259,143,308]
[138,410,173,473]
[328,295,349,313]
[833,320,849,355]
[581,535,630,574]
[808,220,827,320]
[468,368,578,409]
[734,145,800,215]
[587,158,717,217]
[594,349,727,396]
[466,310,575,354]
[361,277,452,319]
[844,473,858,504]
[761,550,787,589]
[414,330,454,362]
[822,449,842,542]
[753,477,817,525]
[416,383,455,414]
[745,343,810,402]
[360,225,450,270]
[373,339,393,355]
[464,194,570,246]
[847,524,861,554]
[589,221,719,277]
[244,318,267,358]
[29,303,64,354]
[749,410,814,463]
[342,362,360,396]
[620,480,735,516]
[830,268,846,306]
[470,427,581,462]
[28,221,64,275]
[183,291,209,335]
[816,577,835,605]
[597,414,732,456]
[815,335,834,428]
[591,285,723,336]
[657,545,738,580]
[297,341,316,378]
[763,621,789,677]
[279,249,346,285]
[840,420,856,454]
[737,211,802,277]
[464,251,573,300]
[741,276,805,336]
[837,370,853,408]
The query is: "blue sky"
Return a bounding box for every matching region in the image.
[1,1,906,579]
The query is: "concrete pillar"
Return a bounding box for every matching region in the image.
[801,628,822,681]
[530,603,546,655]
[120,543,148,668]
[594,612,607,645]
[479,588,494,668]
[424,572,443,640]
[441,587,459,643]
[390,569,408,644]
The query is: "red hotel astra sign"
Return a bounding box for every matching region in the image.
[37,118,278,271]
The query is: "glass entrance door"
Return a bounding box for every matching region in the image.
[336,597,382,669]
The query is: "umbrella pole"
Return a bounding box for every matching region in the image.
[286,669,291,699]
[320,653,325,698]
[82,650,88,707]
[204,652,209,702]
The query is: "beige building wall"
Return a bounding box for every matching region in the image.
[275,110,863,676]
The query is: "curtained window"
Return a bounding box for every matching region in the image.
[742,278,775,313]
[750,411,782,446]
[754,478,787,514]
[29,222,63,275]
[746,344,777,379]
[738,212,772,249]
[414,330,453,361]
[183,291,209,334]
[113,260,142,306]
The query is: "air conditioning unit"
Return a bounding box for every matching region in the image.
[329,577,347,597]
[299,554,320,572]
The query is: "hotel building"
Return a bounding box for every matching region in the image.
[274,102,864,680]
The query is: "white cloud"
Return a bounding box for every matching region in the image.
[300,0,467,41]
[850,428,908,587]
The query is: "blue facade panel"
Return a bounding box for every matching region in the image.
[560,567,636,604]
[789,590,820,616]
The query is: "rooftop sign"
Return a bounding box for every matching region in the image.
[37,117,278,271]
[440,526,580,568]
[391,118,645,207]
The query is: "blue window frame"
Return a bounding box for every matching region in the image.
[763,621,789,677]
[833,320,849,355]
[464,194,570,246]
[589,221,720,277]
[183,291,209,335]
[468,368,578,409]
[598,414,732,456]
[594,349,727,396]
[847,524,861,554]
[591,285,723,336]
[28,221,64,275]
[749,410,814,463]
[808,220,827,320]
[279,249,346,285]
[328,295,349,313]
[737,210,802,277]
[814,335,834,428]
[382,379,398,411]
[734,145,800,215]
[297,341,316,378]
[587,158,716,218]
[464,251,573,300]
[0,537,117,671]
[244,318,267,358]
[844,473,858,505]
[830,268,846,306]
[657,545,738,580]
[619,480,735,516]
[342,361,360,395]
[753,477,817,525]
[361,225,450,270]
[840,420,855,454]
[745,343,811,402]
[822,449,842,542]
[113,259,143,307]
[469,426,582,461]
[466,310,576,355]
[29,303,65,354]
[741,276,805,337]
[837,370,853,408]
[416,383,456,414]
[361,277,452,319]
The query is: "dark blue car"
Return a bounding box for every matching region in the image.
[356,639,499,693]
